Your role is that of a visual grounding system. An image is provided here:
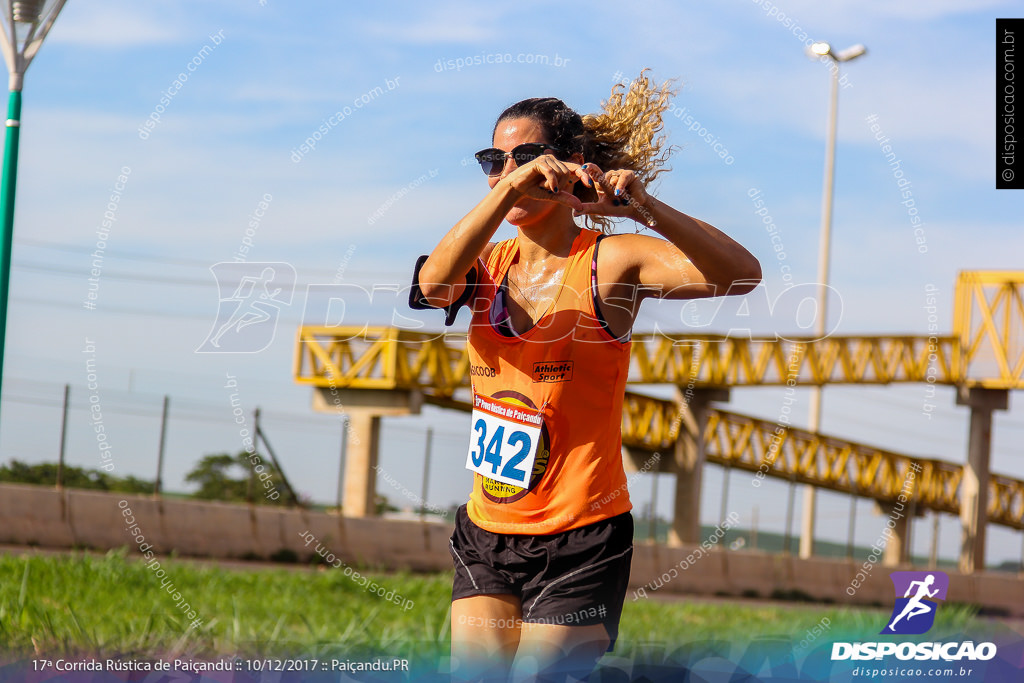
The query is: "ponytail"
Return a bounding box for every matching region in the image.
[495,70,677,232]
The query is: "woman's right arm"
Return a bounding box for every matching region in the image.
[418,155,587,306]
[416,179,521,307]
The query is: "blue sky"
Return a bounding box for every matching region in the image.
[2,0,1022,565]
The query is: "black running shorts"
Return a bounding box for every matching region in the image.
[449,504,633,649]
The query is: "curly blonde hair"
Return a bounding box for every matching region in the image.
[494,69,677,232]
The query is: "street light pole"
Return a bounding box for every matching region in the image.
[799,42,866,560]
[0,0,67,424]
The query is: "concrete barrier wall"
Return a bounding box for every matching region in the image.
[1,483,1020,616]
[628,541,1024,615]
[0,484,452,571]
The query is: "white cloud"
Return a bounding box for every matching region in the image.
[774,0,1013,24]
[47,2,186,48]
[354,1,498,45]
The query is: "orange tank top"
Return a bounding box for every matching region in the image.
[465,228,632,535]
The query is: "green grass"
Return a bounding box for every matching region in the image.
[0,551,987,663]
[619,596,981,646]
[0,551,451,660]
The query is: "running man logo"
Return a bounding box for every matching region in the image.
[197,262,296,353]
[881,570,949,635]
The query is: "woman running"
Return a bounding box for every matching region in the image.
[411,72,761,682]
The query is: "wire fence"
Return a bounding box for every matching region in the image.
[3,375,1023,570]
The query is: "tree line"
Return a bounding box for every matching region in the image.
[0,452,290,505]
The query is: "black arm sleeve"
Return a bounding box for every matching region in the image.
[408,255,478,326]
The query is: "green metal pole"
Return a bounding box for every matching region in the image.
[0,88,21,422]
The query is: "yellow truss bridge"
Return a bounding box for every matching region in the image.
[617,394,1023,531]
[296,271,1023,391]
[293,271,1024,567]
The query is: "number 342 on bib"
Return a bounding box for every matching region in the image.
[465,394,544,487]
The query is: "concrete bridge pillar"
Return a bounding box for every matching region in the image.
[668,388,730,547]
[875,500,913,567]
[312,388,421,518]
[955,387,1009,573]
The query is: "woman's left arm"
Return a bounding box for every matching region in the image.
[634,195,762,299]
[579,166,761,301]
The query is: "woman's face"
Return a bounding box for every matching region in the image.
[489,116,564,227]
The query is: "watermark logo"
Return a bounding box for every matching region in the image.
[833,569,997,665]
[197,262,296,353]
[881,570,949,635]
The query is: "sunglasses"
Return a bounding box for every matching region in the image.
[474,142,566,176]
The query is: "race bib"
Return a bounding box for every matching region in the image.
[465,393,544,487]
